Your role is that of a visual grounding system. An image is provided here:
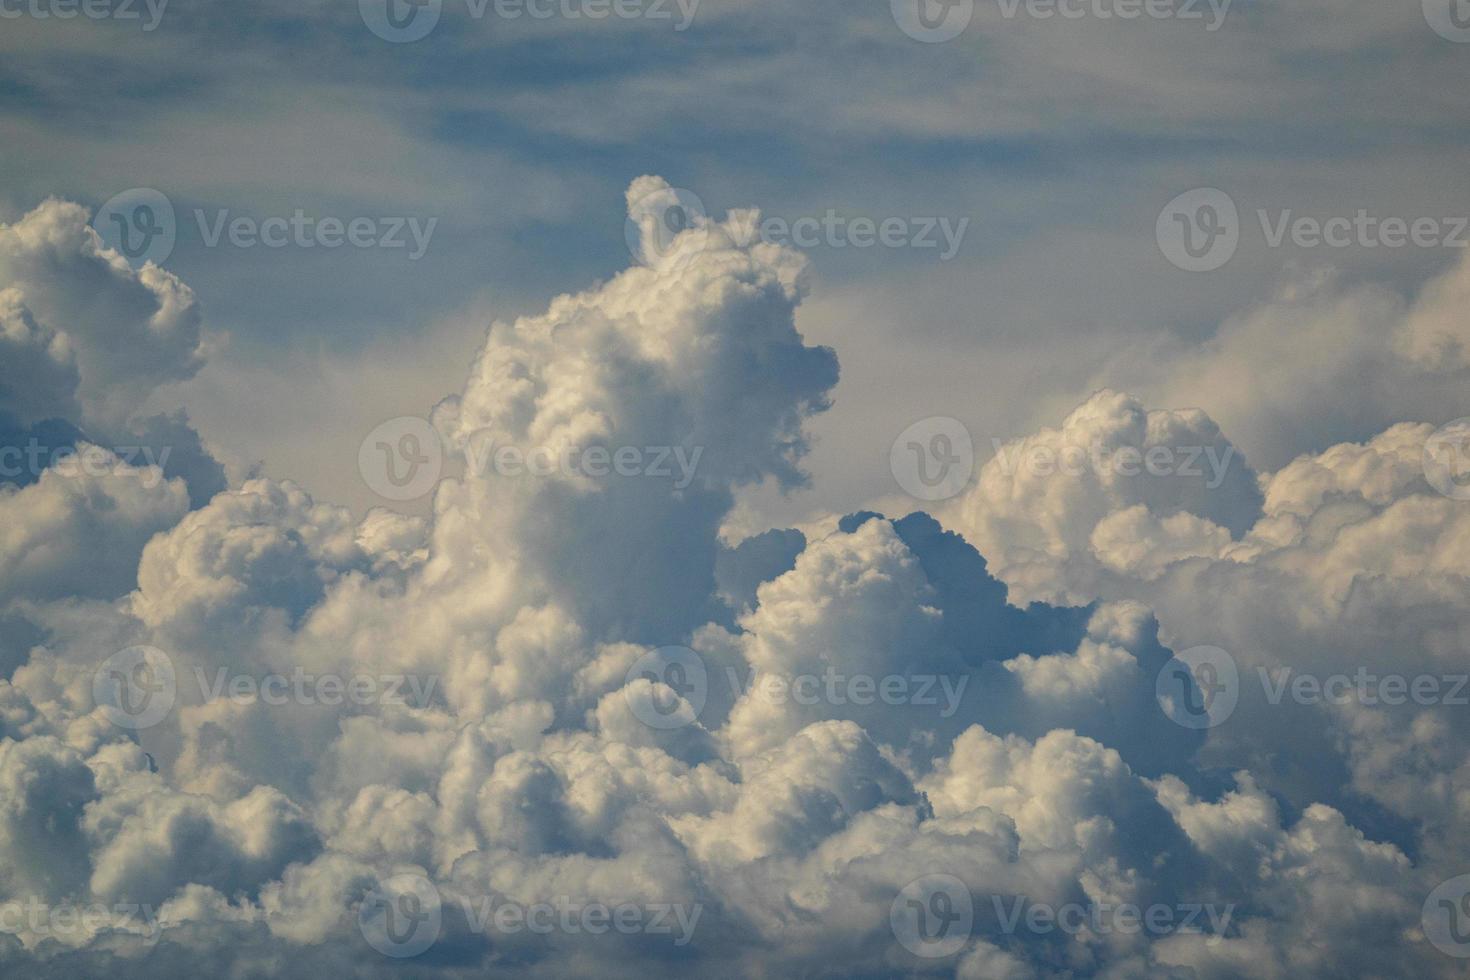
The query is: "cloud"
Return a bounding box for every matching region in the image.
[0,200,224,508]
[0,200,203,429]
[0,181,1464,978]
[0,450,189,603]
[1100,257,1470,472]
[952,388,1261,605]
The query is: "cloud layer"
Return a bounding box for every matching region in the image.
[0,181,1466,977]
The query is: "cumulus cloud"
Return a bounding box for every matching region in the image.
[952,389,1261,605]
[1099,256,1470,471]
[0,182,1464,978]
[0,199,224,511]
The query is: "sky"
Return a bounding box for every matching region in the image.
[1,0,1469,976]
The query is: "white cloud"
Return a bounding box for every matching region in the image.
[0,182,1464,978]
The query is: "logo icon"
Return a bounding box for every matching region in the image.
[1156,188,1239,272]
[624,646,708,729]
[625,186,708,272]
[1424,419,1470,501]
[359,873,442,958]
[93,646,176,730]
[1424,874,1470,957]
[1156,645,1239,729]
[360,0,443,42]
[891,0,973,42]
[93,189,177,268]
[891,874,973,958]
[890,417,974,502]
[358,416,444,502]
[1424,0,1470,42]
